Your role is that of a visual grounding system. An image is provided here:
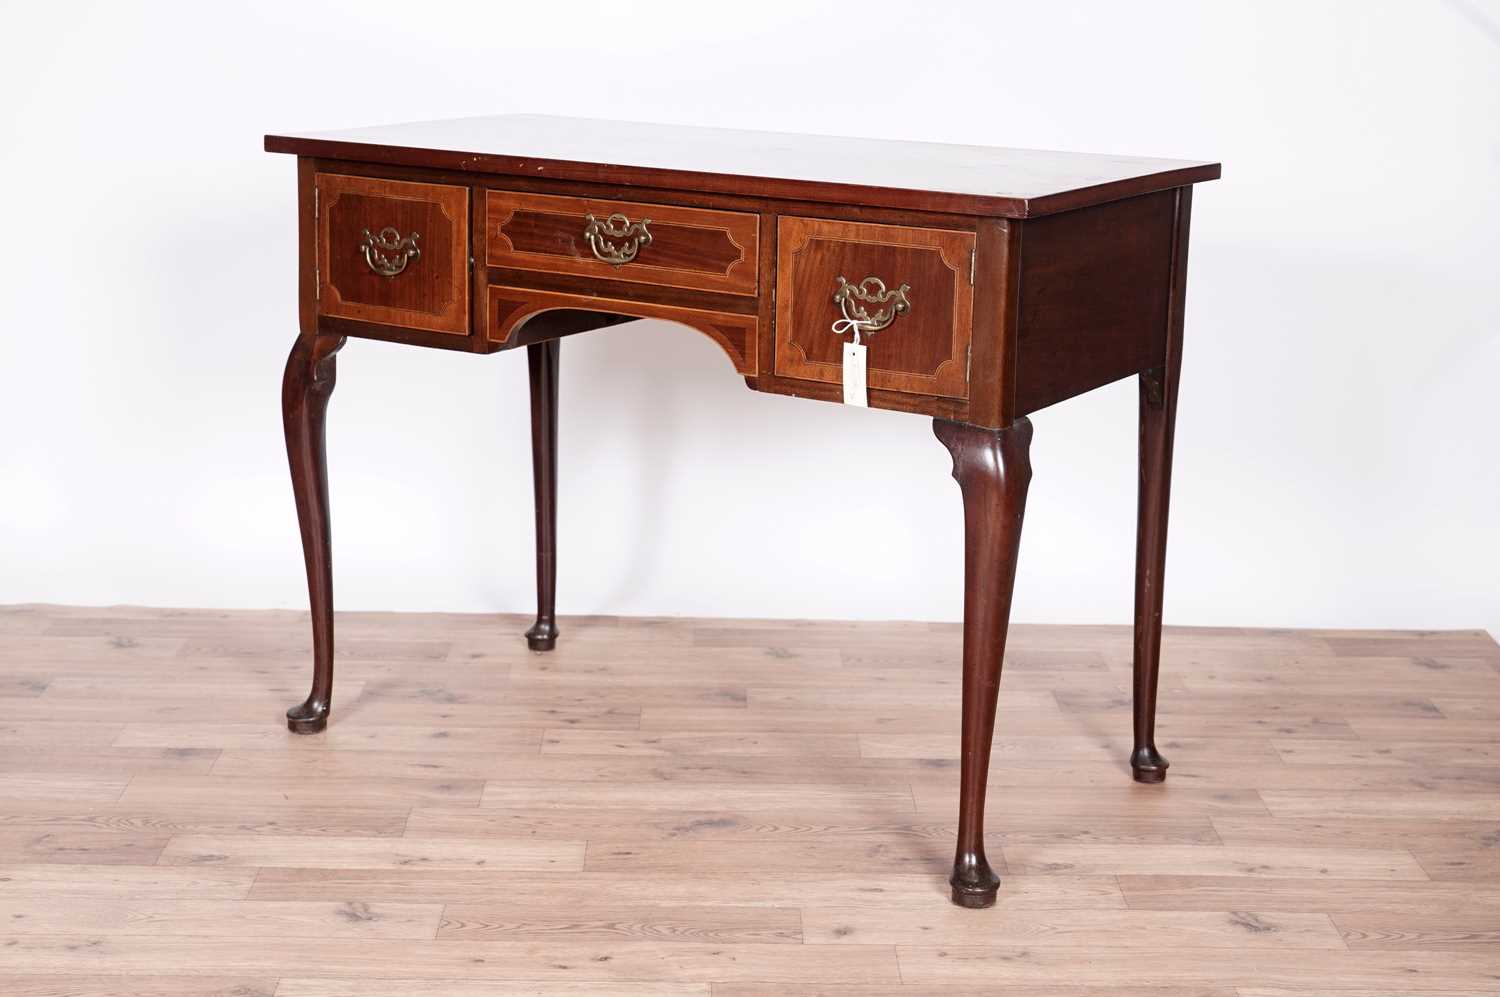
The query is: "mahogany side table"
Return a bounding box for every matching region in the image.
[264,115,1220,907]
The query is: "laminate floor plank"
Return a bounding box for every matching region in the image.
[1057,689,1449,719]
[639,705,1073,735]
[1117,874,1500,912]
[1346,717,1500,742]
[0,605,1495,991]
[246,868,1122,909]
[858,733,1281,763]
[1165,763,1500,793]
[436,902,802,943]
[119,774,483,809]
[1209,815,1499,851]
[713,988,1235,997]
[0,898,443,939]
[39,677,363,703]
[480,781,915,814]
[1259,790,1500,821]
[0,773,129,803]
[0,977,277,997]
[341,701,641,729]
[208,748,541,781]
[0,827,170,865]
[156,834,585,871]
[893,947,1500,987]
[174,636,452,662]
[330,752,925,787]
[0,605,54,634]
[583,839,969,875]
[798,906,1346,948]
[1273,737,1500,766]
[715,988,1234,997]
[540,730,862,757]
[112,722,542,754]
[1238,990,1500,997]
[0,863,258,899]
[909,783,1270,817]
[0,801,409,838]
[0,675,50,696]
[0,723,125,747]
[0,747,220,776]
[1408,845,1500,882]
[0,634,187,662]
[0,697,337,726]
[404,805,1219,846]
[1332,907,1500,949]
[278,982,708,997]
[1000,842,1428,879]
[0,936,902,984]
[1182,655,1500,693]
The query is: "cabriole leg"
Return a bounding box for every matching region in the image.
[283,334,345,734]
[933,416,1033,908]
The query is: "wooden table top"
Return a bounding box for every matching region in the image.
[265,114,1220,217]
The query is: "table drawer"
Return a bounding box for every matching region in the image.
[316,174,470,335]
[486,190,759,296]
[775,217,975,399]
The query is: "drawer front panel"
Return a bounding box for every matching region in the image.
[317,174,470,335]
[487,190,759,296]
[775,217,974,399]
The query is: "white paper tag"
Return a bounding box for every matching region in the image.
[842,340,868,407]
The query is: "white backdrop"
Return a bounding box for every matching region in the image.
[2,1,1496,636]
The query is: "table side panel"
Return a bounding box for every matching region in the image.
[1010,189,1178,415]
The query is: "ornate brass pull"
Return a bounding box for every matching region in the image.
[833,276,911,335]
[583,212,652,266]
[360,227,421,277]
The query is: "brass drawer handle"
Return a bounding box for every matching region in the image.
[833,276,911,335]
[583,212,652,266]
[360,227,421,277]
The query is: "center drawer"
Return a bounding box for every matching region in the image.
[486,190,760,296]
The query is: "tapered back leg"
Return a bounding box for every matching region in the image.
[525,338,561,652]
[1131,186,1192,782]
[1132,366,1176,781]
[282,333,345,734]
[933,415,1033,908]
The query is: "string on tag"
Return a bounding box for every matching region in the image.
[831,317,868,345]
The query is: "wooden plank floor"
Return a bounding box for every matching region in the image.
[1,604,1498,995]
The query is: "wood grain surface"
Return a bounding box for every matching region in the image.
[486,189,760,296]
[0,604,1497,994]
[776,217,976,399]
[315,174,469,335]
[266,114,1221,218]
